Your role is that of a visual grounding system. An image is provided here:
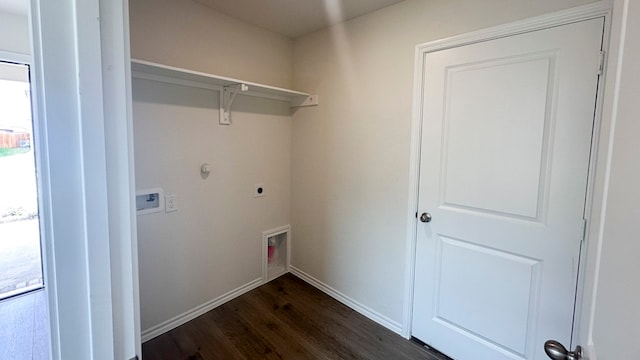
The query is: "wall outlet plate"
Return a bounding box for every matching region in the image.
[254,184,265,198]
[165,194,178,212]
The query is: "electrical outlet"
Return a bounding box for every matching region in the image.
[254,184,265,198]
[165,194,178,212]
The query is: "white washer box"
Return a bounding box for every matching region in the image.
[136,188,164,215]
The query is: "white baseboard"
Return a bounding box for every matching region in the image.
[289,266,403,335]
[141,268,404,342]
[141,277,264,342]
[584,343,597,360]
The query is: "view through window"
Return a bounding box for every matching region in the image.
[0,61,43,300]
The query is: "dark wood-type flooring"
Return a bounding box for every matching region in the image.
[143,274,451,360]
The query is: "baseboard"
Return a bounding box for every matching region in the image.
[141,269,404,342]
[584,343,597,360]
[289,266,403,335]
[141,277,263,342]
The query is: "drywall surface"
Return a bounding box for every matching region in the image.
[130,0,295,334]
[291,0,598,327]
[129,0,293,88]
[592,0,640,357]
[133,79,291,331]
[0,11,29,55]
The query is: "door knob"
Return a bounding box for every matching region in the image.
[544,340,582,360]
[420,212,432,223]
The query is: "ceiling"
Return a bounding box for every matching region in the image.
[0,0,27,15]
[194,0,406,38]
[0,0,406,38]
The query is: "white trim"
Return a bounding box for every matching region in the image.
[30,0,118,357]
[288,226,292,279]
[586,343,598,360]
[401,39,426,339]
[415,2,611,55]
[100,0,141,357]
[403,1,612,339]
[75,0,117,356]
[290,266,403,336]
[31,0,141,357]
[28,1,59,357]
[140,277,263,343]
[0,49,30,64]
[569,7,614,354]
[262,225,291,283]
[0,284,44,300]
[581,0,628,357]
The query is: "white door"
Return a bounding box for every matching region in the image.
[412,18,604,360]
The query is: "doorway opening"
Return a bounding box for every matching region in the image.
[0,59,50,359]
[0,61,43,300]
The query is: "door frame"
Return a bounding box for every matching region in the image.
[29,0,141,358]
[0,55,46,302]
[0,50,30,65]
[402,1,613,352]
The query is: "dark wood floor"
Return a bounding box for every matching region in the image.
[143,274,450,360]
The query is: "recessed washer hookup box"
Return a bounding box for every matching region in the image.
[136,188,164,215]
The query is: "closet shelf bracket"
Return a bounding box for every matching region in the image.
[291,95,319,108]
[220,83,249,125]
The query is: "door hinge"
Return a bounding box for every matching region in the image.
[580,218,587,243]
[129,356,139,360]
[597,50,606,75]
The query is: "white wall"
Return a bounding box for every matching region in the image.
[129,0,293,88]
[129,0,293,335]
[131,0,640,351]
[0,11,30,55]
[133,82,292,332]
[590,0,640,357]
[291,0,597,329]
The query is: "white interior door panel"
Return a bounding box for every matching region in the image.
[412,18,604,360]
